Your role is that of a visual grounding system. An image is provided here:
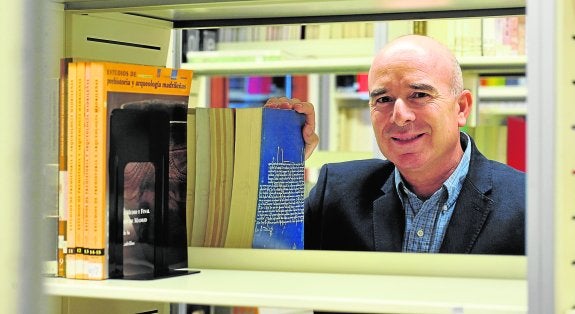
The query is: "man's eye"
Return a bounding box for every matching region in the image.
[375,96,393,103]
[411,92,429,99]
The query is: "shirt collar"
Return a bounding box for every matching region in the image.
[394,132,471,206]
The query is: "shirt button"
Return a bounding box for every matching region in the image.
[442,205,448,211]
[417,229,424,237]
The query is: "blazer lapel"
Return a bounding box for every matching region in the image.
[440,139,494,253]
[372,176,404,252]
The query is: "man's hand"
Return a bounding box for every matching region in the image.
[265,97,319,160]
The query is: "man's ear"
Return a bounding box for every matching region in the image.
[456,90,473,127]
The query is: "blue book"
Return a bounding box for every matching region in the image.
[252,108,306,249]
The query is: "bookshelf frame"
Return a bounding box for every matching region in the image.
[36,0,575,312]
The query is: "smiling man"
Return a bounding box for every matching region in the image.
[266,34,525,255]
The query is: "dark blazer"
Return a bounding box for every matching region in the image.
[305,136,525,255]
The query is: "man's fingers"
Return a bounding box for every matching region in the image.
[293,102,316,134]
[264,97,319,160]
[304,132,319,161]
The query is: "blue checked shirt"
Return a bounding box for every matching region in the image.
[394,133,471,253]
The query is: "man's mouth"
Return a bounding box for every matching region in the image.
[391,133,424,142]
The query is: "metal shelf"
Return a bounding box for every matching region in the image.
[62,0,525,27]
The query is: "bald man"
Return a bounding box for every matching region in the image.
[266,35,525,254]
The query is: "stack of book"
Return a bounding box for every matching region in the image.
[58,59,306,280]
[58,60,193,280]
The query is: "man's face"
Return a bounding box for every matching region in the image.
[368,47,468,174]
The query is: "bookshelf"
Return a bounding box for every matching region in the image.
[45,267,527,314]
[16,0,568,313]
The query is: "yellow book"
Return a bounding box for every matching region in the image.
[204,108,235,247]
[191,108,210,247]
[186,108,197,246]
[75,61,86,279]
[224,108,263,248]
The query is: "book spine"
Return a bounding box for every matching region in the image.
[191,108,210,247]
[57,59,69,278]
[252,109,305,250]
[76,61,87,279]
[84,62,95,279]
[507,116,526,172]
[65,62,77,279]
[83,62,107,280]
[93,63,107,279]
[205,108,234,247]
[186,109,197,246]
[224,107,262,248]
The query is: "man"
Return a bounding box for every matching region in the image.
[266,35,525,255]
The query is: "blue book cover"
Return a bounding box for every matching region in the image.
[252,108,306,249]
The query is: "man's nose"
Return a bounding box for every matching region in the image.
[391,99,415,126]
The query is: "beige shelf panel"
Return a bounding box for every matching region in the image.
[45,268,527,313]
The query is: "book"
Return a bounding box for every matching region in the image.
[224,108,263,248]
[251,108,305,249]
[60,60,193,280]
[203,108,235,247]
[64,61,77,279]
[186,108,197,245]
[190,108,211,247]
[221,108,306,249]
[57,58,71,278]
[507,116,526,172]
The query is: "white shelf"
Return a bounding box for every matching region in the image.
[182,57,374,76]
[479,104,527,115]
[458,56,527,72]
[478,86,527,100]
[184,56,526,76]
[335,91,370,101]
[44,268,527,313]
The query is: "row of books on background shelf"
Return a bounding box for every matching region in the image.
[468,116,526,172]
[58,60,306,280]
[304,22,374,40]
[210,22,375,43]
[480,75,527,87]
[183,17,525,60]
[395,16,525,57]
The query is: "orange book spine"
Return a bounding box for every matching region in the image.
[57,59,70,277]
[65,62,77,279]
[83,62,97,279]
[76,61,87,279]
[87,62,107,279]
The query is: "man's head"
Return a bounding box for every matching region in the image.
[368,34,472,181]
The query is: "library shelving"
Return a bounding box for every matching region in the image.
[12,0,569,313]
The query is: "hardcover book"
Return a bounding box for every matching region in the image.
[223,108,306,249]
[203,108,235,247]
[251,108,306,249]
[190,108,211,247]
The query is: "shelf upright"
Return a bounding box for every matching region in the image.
[527,0,575,312]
